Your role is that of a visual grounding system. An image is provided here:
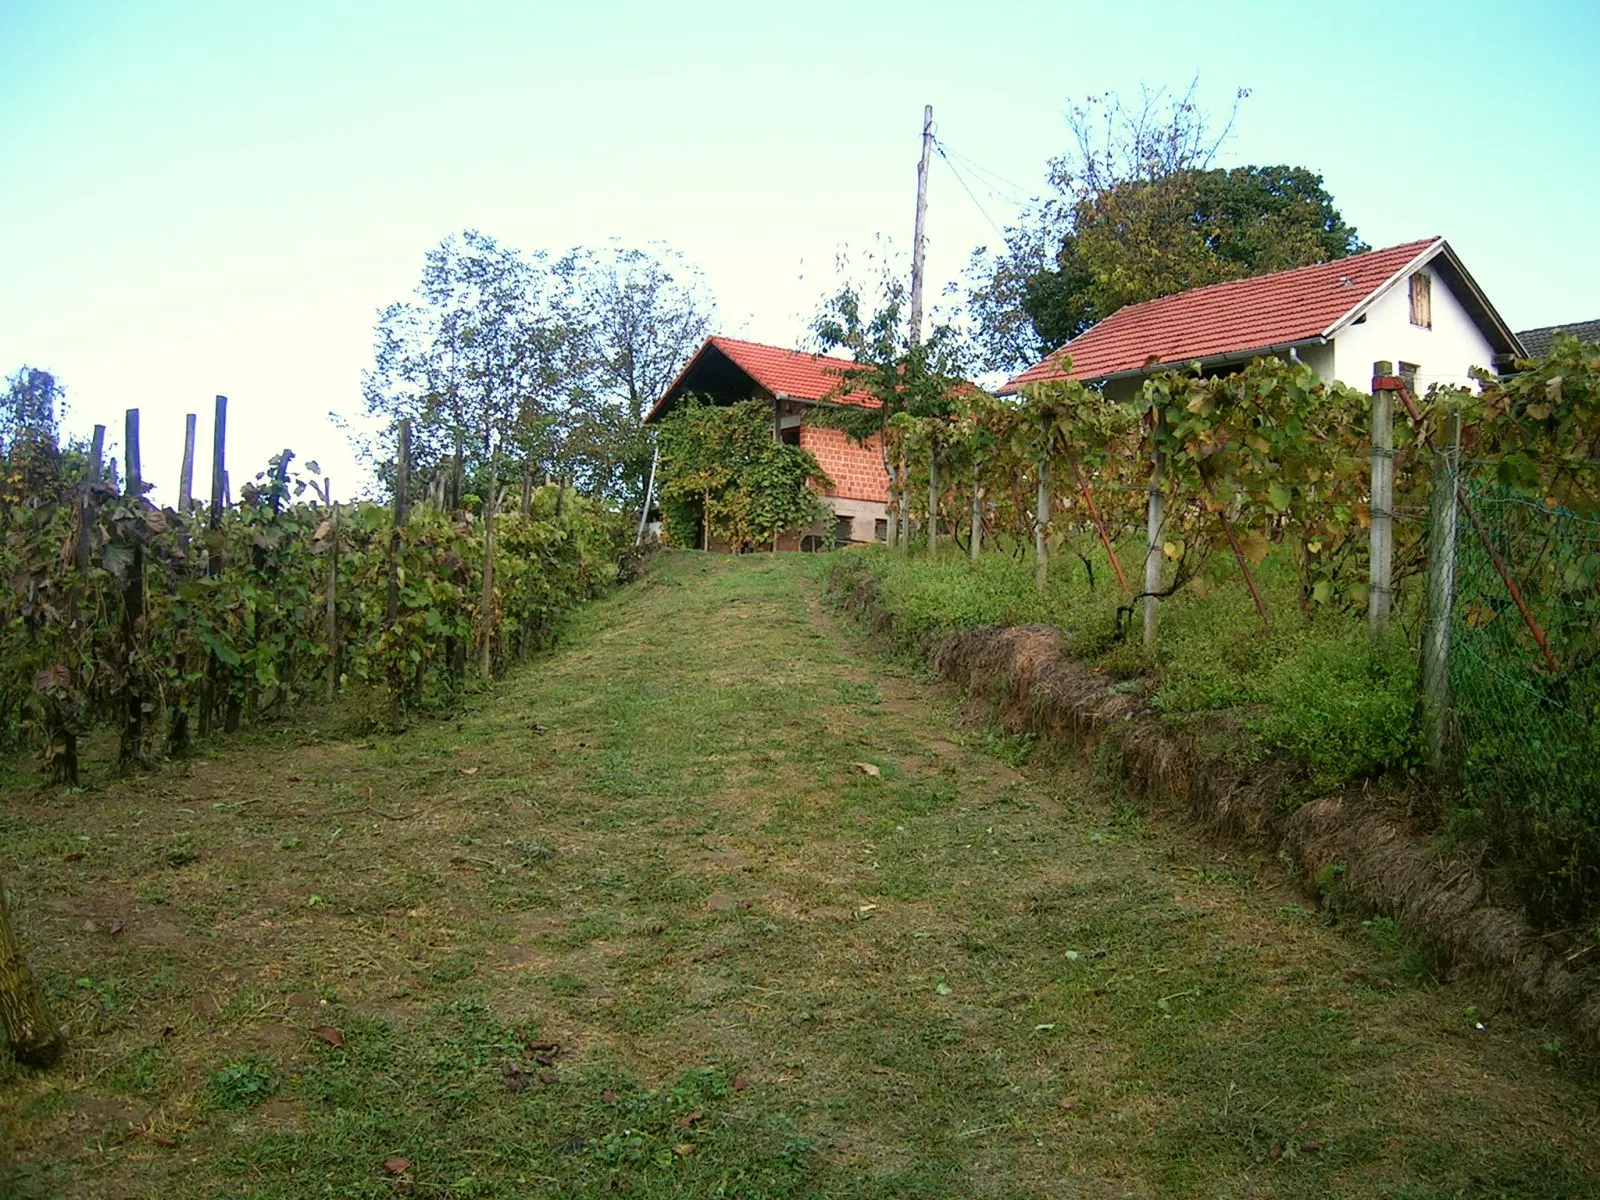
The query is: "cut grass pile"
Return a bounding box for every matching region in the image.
[2,550,1597,1197]
[835,543,1421,793]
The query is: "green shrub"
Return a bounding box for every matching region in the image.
[1254,632,1420,792]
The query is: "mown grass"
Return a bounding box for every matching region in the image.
[836,541,1422,793]
[2,550,1597,1198]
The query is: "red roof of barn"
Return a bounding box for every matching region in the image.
[1002,237,1488,392]
[645,336,878,424]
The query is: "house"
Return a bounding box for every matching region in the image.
[1517,319,1600,358]
[1001,237,1525,401]
[644,336,890,546]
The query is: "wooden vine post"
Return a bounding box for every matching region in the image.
[1034,417,1050,590]
[386,419,410,624]
[0,872,64,1069]
[178,412,197,511]
[1143,413,1165,646]
[118,407,145,771]
[1421,406,1463,771]
[324,478,340,702]
[1369,361,1396,634]
[885,461,899,551]
[168,413,200,755]
[200,395,228,738]
[969,452,982,563]
[480,449,497,680]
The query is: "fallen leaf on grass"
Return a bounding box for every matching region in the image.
[107,919,124,936]
[1058,1096,1079,1110]
[383,1156,411,1175]
[731,1074,747,1091]
[851,762,881,778]
[129,1124,178,1148]
[538,1069,559,1085]
[311,1025,344,1048]
[602,1088,618,1105]
[287,774,304,782]
[675,1111,703,1128]
[459,766,479,776]
[673,1143,696,1158]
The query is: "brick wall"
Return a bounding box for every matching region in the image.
[801,426,889,502]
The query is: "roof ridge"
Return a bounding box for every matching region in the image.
[1078,236,1442,331]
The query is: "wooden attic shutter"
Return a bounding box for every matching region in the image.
[1409,272,1432,329]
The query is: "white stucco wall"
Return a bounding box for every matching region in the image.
[1329,267,1497,392]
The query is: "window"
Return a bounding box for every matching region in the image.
[1409,272,1432,329]
[873,518,888,542]
[780,426,801,446]
[834,515,854,547]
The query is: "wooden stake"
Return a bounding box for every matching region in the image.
[970,457,982,563]
[326,481,340,702]
[0,874,64,1068]
[119,408,145,771]
[1034,444,1049,591]
[481,450,497,679]
[209,396,227,523]
[1143,416,1165,647]
[73,425,105,576]
[200,397,226,737]
[178,413,196,511]
[1369,362,1396,633]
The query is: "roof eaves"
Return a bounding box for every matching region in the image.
[1319,238,1444,340]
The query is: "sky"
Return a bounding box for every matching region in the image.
[2,0,1596,501]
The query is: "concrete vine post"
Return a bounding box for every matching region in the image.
[1422,405,1464,771]
[1143,413,1165,647]
[0,873,64,1069]
[1369,361,1396,634]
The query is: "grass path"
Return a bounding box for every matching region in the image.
[2,551,1598,1198]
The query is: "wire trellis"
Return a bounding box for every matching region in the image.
[1446,469,1600,919]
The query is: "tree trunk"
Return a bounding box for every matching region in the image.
[0,873,65,1068]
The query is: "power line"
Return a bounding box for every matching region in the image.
[931,137,1034,206]
[933,141,1012,244]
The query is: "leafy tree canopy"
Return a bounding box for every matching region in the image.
[357,233,713,507]
[967,84,1365,372]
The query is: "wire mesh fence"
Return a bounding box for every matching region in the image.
[1446,465,1600,920]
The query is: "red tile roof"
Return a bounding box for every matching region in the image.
[1002,238,1442,392]
[711,337,880,406]
[644,336,879,424]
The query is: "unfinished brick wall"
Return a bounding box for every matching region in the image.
[800,426,888,502]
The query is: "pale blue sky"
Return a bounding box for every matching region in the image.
[2,0,1595,497]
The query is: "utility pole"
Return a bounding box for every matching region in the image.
[908,103,933,348]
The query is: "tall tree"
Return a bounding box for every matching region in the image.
[361,231,579,499]
[555,244,714,507]
[966,84,1365,371]
[559,243,714,427]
